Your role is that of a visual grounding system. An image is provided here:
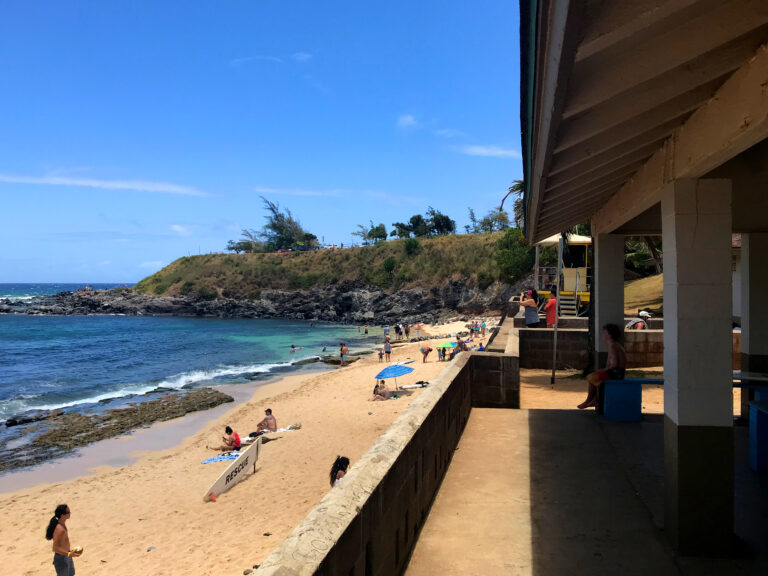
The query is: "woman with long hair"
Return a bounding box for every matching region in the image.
[329,456,350,487]
[46,504,81,575]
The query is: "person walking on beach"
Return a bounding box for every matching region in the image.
[330,456,350,487]
[339,342,349,366]
[46,504,81,576]
[404,324,411,339]
[207,425,241,451]
[578,324,627,409]
[256,409,277,433]
[481,321,487,337]
[383,338,392,362]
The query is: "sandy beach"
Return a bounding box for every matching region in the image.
[0,321,483,576]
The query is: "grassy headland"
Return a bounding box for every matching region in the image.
[135,233,509,299]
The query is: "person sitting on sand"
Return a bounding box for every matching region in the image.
[371,380,391,401]
[208,425,241,452]
[256,408,277,433]
[330,455,350,487]
[578,324,627,410]
[420,346,432,363]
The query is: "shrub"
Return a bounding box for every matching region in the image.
[382,257,397,274]
[180,281,195,295]
[404,238,420,256]
[493,228,535,282]
[477,271,495,290]
[197,287,218,300]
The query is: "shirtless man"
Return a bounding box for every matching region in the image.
[46,504,82,576]
[578,324,627,409]
[257,408,277,433]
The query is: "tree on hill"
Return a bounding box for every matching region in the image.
[465,207,510,233]
[352,221,388,245]
[390,209,455,238]
[259,197,318,250]
[499,180,525,229]
[226,229,265,253]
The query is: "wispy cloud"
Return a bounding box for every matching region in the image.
[291,52,313,63]
[458,145,521,158]
[253,186,343,198]
[0,173,208,196]
[253,185,425,207]
[435,128,466,139]
[170,224,192,236]
[97,260,111,266]
[139,261,166,270]
[397,114,418,129]
[229,55,284,66]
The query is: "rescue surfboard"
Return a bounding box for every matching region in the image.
[203,437,261,502]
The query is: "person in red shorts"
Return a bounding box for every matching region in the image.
[578,323,626,409]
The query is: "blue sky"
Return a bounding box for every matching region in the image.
[0,1,522,282]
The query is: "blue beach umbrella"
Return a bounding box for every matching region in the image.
[375,364,415,389]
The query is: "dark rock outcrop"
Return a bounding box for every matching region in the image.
[1,277,530,323]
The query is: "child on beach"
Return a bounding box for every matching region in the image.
[330,456,350,487]
[378,349,384,362]
[578,324,626,409]
[207,425,241,451]
[46,504,82,576]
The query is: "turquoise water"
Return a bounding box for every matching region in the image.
[0,286,380,422]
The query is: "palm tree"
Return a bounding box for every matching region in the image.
[500,180,525,229]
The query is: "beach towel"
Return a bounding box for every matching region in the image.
[201,452,241,464]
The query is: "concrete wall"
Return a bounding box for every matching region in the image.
[256,349,520,576]
[519,327,741,370]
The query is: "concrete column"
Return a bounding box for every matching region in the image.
[661,179,733,555]
[740,233,768,415]
[592,232,625,368]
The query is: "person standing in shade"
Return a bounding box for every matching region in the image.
[545,287,558,328]
[521,289,541,328]
[46,504,81,576]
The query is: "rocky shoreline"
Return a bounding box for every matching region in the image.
[0,387,234,473]
[0,278,526,323]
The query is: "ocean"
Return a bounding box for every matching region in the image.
[0,283,379,424]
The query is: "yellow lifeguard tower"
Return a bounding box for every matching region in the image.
[534,233,592,316]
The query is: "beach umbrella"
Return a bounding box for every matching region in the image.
[375,364,415,389]
[435,342,457,348]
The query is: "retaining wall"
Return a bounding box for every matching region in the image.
[518,328,741,370]
[256,349,519,576]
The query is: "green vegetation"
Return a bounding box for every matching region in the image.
[624,273,663,314]
[135,232,535,298]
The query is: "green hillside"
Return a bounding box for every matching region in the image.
[135,233,512,299]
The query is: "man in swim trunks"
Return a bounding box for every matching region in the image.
[257,408,277,433]
[578,324,626,409]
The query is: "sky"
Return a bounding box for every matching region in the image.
[0,1,522,282]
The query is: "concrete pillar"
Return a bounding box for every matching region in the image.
[740,233,768,415]
[661,179,733,555]
[592,233,625,368]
